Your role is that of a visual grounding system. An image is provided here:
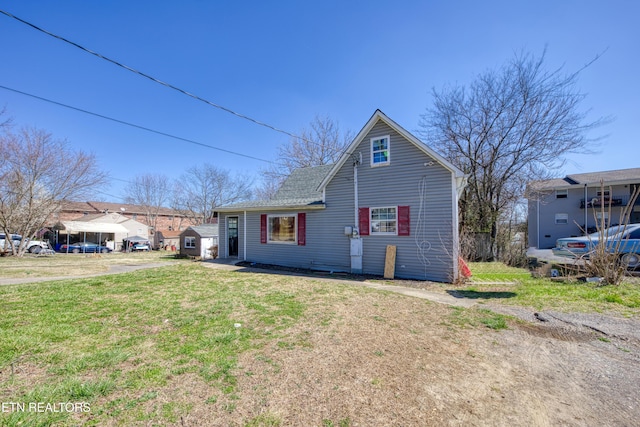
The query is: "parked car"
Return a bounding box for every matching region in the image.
[132,242,150,251]
[552,224,640,269]
[0,233,54,254]
[0,233,21,247]
[59,242,112,254]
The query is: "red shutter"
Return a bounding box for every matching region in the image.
[398,206,410,236]
[358,207,370,236]
[260,214,267,244]
[297,212,306,246]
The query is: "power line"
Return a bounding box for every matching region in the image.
[0,8,318,146]
[1,8,360,167]
[0,84,274,164]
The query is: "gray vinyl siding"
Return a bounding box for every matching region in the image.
[221,210,351,271]
[218,120,457,282]
[529,184,635,249]
[343,121,455,282]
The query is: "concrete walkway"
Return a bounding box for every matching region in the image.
[0,262,175,286]
[0,259,476,308]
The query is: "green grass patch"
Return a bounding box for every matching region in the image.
[446,306,510,330]
[462,262,640,315]
[0,264,308,425]
[1,260,638,425]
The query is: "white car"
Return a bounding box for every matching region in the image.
[132,242,151,251]
[0,233,54,254]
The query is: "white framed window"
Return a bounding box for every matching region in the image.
[370,135,390,167]
[555,189,568,199]
[370,207,397,234]
[268,214,297,244]
[184,236,196,248]
[596,211,609,221]
[555,213,569,224]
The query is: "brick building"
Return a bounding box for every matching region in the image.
[49,201,200,248]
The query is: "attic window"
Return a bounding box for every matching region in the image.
[371,136,390,167]
[555,189,568,199]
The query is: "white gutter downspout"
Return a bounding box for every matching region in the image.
[536,198,540,249]
[350,153,363,274]
[243,211,247,261]
[354,160,359,228]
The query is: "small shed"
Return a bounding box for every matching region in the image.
[180,224,219,259]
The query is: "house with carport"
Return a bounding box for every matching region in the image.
[215,110,466,283]
[55,212,149,251]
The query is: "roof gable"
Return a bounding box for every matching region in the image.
[317,110,465,191]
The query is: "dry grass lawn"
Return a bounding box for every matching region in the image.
[1,261,639,426]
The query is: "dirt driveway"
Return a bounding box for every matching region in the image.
[195,264,640,426]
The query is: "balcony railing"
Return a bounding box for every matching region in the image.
[580,195,639,209]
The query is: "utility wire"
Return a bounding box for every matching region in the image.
[0,8,318,146]
[0,84,274,164]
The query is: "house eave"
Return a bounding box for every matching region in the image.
[216,203,326,213]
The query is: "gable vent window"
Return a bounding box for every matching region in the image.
[371,135,390,167]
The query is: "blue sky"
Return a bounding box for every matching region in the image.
[1,1,638,201]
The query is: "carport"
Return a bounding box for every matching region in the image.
[123,235,151,252]
[58,221,129,252]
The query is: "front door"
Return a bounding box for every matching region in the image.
[228,217,239,257]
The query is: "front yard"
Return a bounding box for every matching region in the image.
[0,256,639,425]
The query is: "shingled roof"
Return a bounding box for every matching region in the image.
[184,224,219,237]
[216,164,333,211]
[529,167,640,191]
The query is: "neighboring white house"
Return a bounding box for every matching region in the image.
[57,212,149,251]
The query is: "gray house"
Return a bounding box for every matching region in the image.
[527,168,640,249]
[216,110,466,282]
[180,224,219,259]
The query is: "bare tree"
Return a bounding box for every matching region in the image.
[0,126,107,256]
[124,173,172,233]
[419,49,605,260]
[0,105,13,129]
[258,115,352,198]
[173,164,253,224]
